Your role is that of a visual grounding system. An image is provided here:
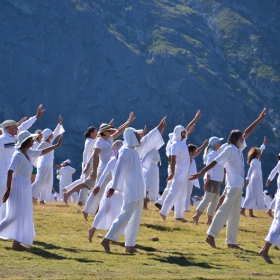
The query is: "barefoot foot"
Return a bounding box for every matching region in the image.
[206,236,216,248]
[125,246,138,253]
[100,239,112,253]
[227,244,243,250]
[159,213,166,220]
[88,227,96,243]
[259,250,273,264]
[175,218,187,223]
[63,193,69,206]
[82,211,88,221]
[192,215,199,225]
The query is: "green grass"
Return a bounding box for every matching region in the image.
[0,203,280,279]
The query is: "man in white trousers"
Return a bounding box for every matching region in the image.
[0,105,44,218]
[189,108,266,249]
[100,117,166,253]
[159,110,201,222]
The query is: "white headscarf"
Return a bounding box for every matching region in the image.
[123,127,140,147]
[42,128,52,140]
[172,125,185,141]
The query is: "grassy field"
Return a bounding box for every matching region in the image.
[0,202,279,279]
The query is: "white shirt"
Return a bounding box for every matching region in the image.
[111,128,164,204]
[96,157,117,187]
[82,138,96,166]
[268,161,280,188]
[204,150,224,182]
[0,116,37,177]
[94,136,114,169]
[169,139,190,169]
[214,144,244,189]
[36,124,64,167]
[58,165,76,186]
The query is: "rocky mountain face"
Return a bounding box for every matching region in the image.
[0,0,280,193]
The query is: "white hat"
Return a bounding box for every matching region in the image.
[2,120,18,128]
[173,125,186,140]
[209,136,224,146]
[42,128,53,140]
[63,159,71,165]
[16,131,38,148]
[263,190,269,195]
[97,123,117,135]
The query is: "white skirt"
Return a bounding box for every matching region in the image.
[242,176,265,209]
[0,174,35,246]
[143,163,159,202]
[265,191,280,246]
[92,180,123,231]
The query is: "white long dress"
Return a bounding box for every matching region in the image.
[142,148,161,203]
[0,149,42,246]
[91,158,123,230]
[267,161,280,211]
[242,145,265,210]
[31,124,64,201]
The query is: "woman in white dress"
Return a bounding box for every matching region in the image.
[266,154,280,217]
[82,112,136,220]
[31,116,64,204]
[0,131,62,250]
[88,140,123,242]
[240,137,266,217]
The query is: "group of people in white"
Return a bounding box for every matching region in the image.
[0,105,279,264]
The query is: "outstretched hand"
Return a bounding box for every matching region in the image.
[203,139,209,146]
[59,115,63,125]
[166,173,174,182]
[259,108,266,121]
[109,119,114,127]
[107,188,115,198]
[157,116,167,130]
[263,136,267,146]
[194,110,201,121]
[189,172,202,180]
[36,104,45,119]
[56,134,63,147]
[128,112,136,124]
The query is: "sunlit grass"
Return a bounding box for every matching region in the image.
[0,203,279,279]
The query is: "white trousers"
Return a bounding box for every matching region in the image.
[157,165,171,205]
[185,181,194,211]
[32,165,53,201]
[105,200,143,246]
[160,168,189,219]
[265,191,280,246]
[207,187,242,244]
[0,177,7,219]
[197,191,220,217]
[83,172,112,215]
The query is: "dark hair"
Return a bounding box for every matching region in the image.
[84,126,96,138]
[227,130,243,145]
[188,144,198,153]
[20,137,33,149]
[247,147,260,164]
[277,155,280,161]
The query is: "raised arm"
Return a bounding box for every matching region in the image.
[193,139,208,158]
[112,112,136,140]
[189,161,217,180]
[186,110,201,135]
[243,108,266,140]
[40,135,63,155]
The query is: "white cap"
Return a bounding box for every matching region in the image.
[16,131,38,148]
[209,136,224,146]
[63,159,71,165]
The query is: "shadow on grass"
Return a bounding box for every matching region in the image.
[143,223,183,232]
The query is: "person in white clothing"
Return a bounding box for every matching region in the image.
[100,117,166,253]
[190,108,266,249]
[82,112,136,220]
[240,137,267,217]
[31,129,43,184]
[0,130,62,250]
[185,140,208,212]
[266,155,280,217]
[259,189,280,264]
[32,116,65,204]
[56,159,76,201]
[142,124,166,209]
[88,140,123,242]
[0,105,45,217]
[159,110,201,222]
[192,136,225,225]
[63,126,97,206]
